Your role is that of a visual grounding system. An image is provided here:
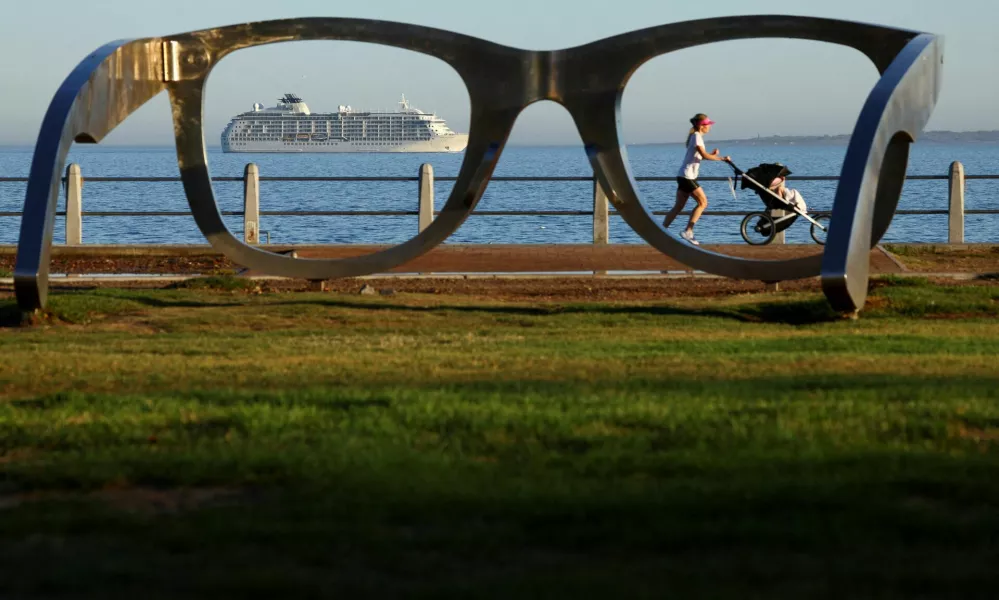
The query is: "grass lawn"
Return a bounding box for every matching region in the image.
[1,277,999,598]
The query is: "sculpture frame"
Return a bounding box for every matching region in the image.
[14,15,943,312]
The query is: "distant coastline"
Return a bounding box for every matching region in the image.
[710,130,999,146]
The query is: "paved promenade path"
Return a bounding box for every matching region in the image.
[3,243,996,278]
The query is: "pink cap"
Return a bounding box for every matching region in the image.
[700,118,716,126]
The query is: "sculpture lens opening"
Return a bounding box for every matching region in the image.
[205,41,470,252]
[620,39,877,250]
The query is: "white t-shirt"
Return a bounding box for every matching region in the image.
[676,132,704,179]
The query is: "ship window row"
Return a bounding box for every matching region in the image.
[236,127,440,137]
[231,135,434,140]
[233,132,435,136]
[234,131,435,137]
[232,130,436,135]
[230,130,440,137]
[239,125,434,129]
[234,131,437,136]
[239,118,431,125]
[227,142,429,146]
[240,114,432,119]
[226,142,448,148]
[239,120,433,125]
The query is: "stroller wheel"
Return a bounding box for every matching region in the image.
[741,212,776,245]
[810,213,831,245]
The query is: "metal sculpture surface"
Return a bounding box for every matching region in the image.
[14,16,943,313]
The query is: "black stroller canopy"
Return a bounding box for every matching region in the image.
[741,163,792,190]
[739,162,796,216]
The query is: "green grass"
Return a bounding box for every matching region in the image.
[1,282,999,598]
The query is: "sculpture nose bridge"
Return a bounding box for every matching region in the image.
[526,50,563,103]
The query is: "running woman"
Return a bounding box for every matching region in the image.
[661,113,731,245]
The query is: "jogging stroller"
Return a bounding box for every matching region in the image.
[727,161,830,245]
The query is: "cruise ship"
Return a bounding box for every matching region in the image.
[221,94,469,153]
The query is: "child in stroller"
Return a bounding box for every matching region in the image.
[767,172,807,215]
[730,162,829,245]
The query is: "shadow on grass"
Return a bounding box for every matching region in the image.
[119,297,245,309]
[0,294,244,327]
[2,290,843,327]
[247,277,990,324]
[869,274,933,289]
[4,370,999,595]
[2,455,997,599]
[0,302,24,328]
[5,278,995,330]
[169,274,257,292]
[234,296,846,325]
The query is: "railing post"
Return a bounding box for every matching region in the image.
[65,163,82,245]
[772,209,785,244]
[593,179,609,244]
[948,161,965,244]
[418,163,434,233]
[244,163,260,244]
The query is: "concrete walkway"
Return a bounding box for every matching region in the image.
[2,243,998,280]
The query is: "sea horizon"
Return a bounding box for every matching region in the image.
[3,129,999,151]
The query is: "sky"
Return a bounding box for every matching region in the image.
[0,0,996,146]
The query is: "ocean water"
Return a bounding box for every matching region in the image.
[0,142,997,246]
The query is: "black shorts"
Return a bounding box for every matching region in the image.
[676,177,700,193]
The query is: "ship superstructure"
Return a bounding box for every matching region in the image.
[221,94,468,153]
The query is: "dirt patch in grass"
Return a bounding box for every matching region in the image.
[0,449,38,466]
[882,244,999,272]
[170,273,266,293]
[950,421,999,443]
[1,486,248,514]
[93,486,247,514]
[923,312,998,320]
[860,296,890,311]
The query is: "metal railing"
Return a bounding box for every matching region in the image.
[1,161,996,245]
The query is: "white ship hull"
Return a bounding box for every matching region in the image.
[222,134,468,154]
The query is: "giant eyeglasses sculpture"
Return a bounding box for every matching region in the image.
[14,16,942,313]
